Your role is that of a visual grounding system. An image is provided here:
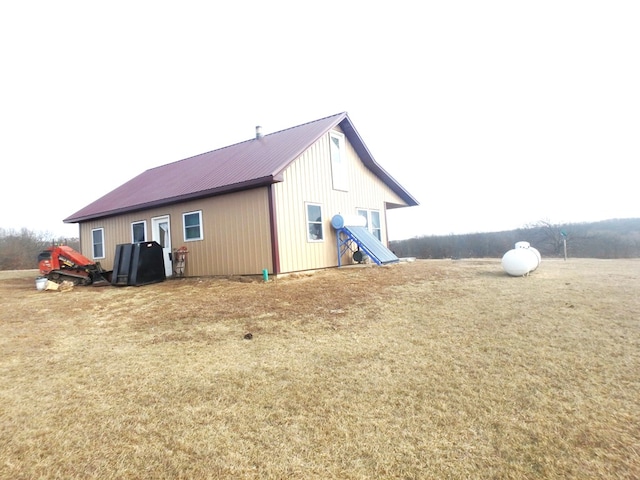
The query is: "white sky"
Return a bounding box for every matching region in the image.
[1,1,638,241]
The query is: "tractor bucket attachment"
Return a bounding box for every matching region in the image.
[90,270,112,287]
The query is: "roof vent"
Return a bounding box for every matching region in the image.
[255,125,263,139]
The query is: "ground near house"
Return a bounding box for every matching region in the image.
[1,259,639,479]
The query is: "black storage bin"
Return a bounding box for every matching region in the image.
[112,242,166,286]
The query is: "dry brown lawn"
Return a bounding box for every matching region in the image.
[1,258,639,479]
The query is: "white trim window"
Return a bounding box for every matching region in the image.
[131,221,147,243]
[357,209,382,241]
[306,203,324,242]
[329,131,348,191]
[92,228,105,259]
[183,210,203,241]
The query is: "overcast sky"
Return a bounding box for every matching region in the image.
[2,1,638,241]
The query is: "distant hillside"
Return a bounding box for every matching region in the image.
[389,218,640,259]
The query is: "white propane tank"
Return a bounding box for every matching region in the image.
[529,247,541,268]
[502,242,541,276]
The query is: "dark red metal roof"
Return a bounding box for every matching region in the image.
[64,112,418,223]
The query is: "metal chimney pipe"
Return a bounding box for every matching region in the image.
[255,125,263,139]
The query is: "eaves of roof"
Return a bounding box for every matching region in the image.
[338,117,419,208]
[64,174,282,224]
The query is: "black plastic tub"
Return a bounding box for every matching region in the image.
[112,242,166,286]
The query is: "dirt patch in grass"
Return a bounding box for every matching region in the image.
[1,259,639,479]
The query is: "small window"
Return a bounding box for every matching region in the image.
[329,131,348,191]
[183,211,203,241]
[92,228,105,259]
[306,203,324,242]
[371,211,381,241]
[357,209,368,225]
[131,221,147,243]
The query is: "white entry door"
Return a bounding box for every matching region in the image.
[152,216,172,277]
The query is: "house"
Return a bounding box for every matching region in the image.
[64,112,419,277]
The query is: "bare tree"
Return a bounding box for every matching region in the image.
[0,228,80,270]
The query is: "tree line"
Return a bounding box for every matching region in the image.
[0,228,80,270]
[390,218,640,260]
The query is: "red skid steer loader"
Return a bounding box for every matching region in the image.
[38,245,112,286]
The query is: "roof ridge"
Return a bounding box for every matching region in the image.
[147,137,255,171]
[262,111,347,138]
[146,111,347,172]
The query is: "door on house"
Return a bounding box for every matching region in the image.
[152,216,172,277]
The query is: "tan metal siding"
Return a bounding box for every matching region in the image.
[78,188,272,276]
[194,188,272,276]
[274,139,334,273]
[273,127,407,273]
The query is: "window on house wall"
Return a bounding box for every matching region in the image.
[131,221,147,243]
[306,203,324,241]
[329,131,348,191]
[357,209,382,241]
[370,211,381,240]
[183,210,203,241]
[92,228,105,259]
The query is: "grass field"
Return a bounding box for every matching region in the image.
[1,259,639,479]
